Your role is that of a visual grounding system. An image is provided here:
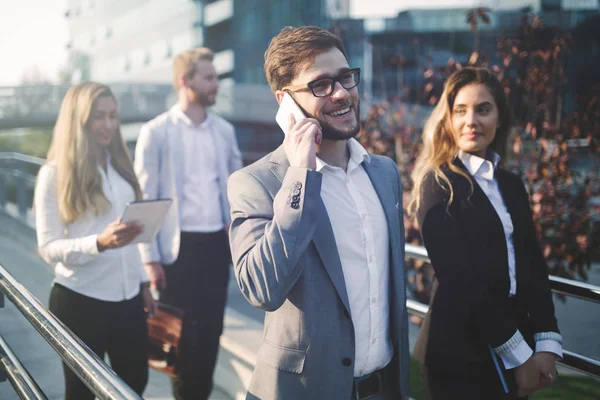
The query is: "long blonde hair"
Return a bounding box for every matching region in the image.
[46,82,142,224]
[408,67,512,216]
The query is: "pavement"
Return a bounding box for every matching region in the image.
[0,209,599,399]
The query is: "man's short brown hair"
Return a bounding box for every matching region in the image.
[172,47,215,90]
[264,26,347,93]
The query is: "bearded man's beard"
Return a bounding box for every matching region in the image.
[315,103,360,141]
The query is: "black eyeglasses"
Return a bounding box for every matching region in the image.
[282,68,361,97]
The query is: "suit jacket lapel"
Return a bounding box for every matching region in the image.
[495,170,519,223]
[363,157,405,308]
[269,147,351,312]
[363,157,397,244]
[167,113,186,201]
[452,158,500,224]
[452,158,511,280]
[495,169,524,282]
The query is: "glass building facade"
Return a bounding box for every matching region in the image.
[65,0,349,85]
[64,0,350,160]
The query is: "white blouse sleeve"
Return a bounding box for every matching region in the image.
[34,165,100,265]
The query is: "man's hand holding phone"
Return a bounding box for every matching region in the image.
[283,114,322,170]
[277,93,322,170]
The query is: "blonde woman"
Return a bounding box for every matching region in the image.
[34,82,155,400]
[409,68,561,399]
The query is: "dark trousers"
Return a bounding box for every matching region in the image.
[49,283,149,400]
[426,354,528,400]
[161,230,230,400]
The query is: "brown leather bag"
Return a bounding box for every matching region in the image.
[147,302,184,376]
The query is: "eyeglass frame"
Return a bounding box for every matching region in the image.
[281,68,361,98]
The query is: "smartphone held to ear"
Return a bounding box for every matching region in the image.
[276,93,306,135]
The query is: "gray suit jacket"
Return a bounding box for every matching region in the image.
[135,106,242,264]
[228,145,410,400]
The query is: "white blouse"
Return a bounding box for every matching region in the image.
[34,161,148,302]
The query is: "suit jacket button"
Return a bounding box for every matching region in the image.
[342,357,352,367]
[292,194,300,202]
[291,202,299,209]
[294,182,302,189]
[344,309,350,318]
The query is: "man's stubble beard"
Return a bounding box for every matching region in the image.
[317,102,361,141]
[191,88,217,107]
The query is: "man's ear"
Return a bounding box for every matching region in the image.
[275,90,286,105]
[178,75,188,89]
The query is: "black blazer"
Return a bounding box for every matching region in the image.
[417,159,560,375]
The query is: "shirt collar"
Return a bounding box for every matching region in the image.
[316,138,371,172]
[170,104,212,129]
[458,150,500,181]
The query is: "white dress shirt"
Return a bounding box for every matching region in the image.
[172,106,224,232]
[317,138,393,377]
[34,161,147,302]
[458,150,562,369]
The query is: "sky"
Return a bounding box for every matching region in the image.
[0,0,68,86]
[0,0,489,86]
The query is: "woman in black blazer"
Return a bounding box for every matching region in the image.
[409,67,562,399]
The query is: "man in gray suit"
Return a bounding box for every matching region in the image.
[227,26,410,400]
[135,47,242,399]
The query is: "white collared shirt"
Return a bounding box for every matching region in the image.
[172,105,224,232]
[458,150,562,369]
[34,161,147,302]
[317,138,393,377]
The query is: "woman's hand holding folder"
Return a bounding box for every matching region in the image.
[515,352,558,397]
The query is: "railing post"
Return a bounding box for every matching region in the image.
[16,172,28,220]
[0,172,6,210]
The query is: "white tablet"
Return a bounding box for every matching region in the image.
[121,199,173,244]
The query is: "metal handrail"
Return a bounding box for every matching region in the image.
[405,245,600,303]
[404,246,600,379]
[0,264,142,400]
[0,152,45,166]
[0,335,47,400]
[550,276,600,304]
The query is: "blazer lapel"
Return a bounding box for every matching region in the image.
[363,157,397,243]
[363,157,405,307]
[495,170,525,282]
[452,158,500,224]
[167,114,186,201]
[452,158,511,281]
[495,170,520,224]
[311,200,351,312]
[269,147,351,312]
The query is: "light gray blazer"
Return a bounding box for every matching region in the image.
[134,106,242,264]
[227,146,410,400]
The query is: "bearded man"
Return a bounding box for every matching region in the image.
[227,26,410,400]
[134,47,242,400]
